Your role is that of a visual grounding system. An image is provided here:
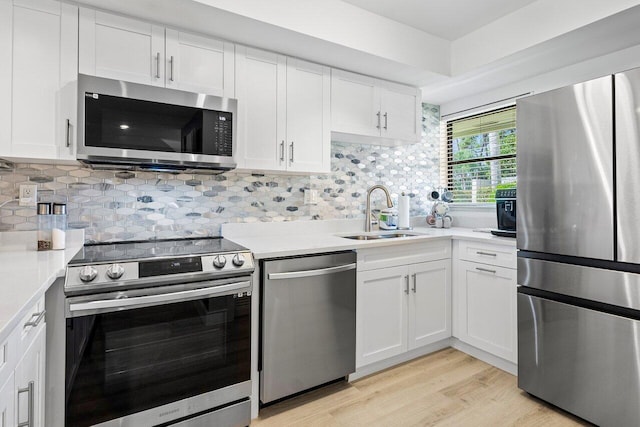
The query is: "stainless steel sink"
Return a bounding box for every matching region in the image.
[341,232,421,240]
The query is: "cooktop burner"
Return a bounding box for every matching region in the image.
[68,237,249,265]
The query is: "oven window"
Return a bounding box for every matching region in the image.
[65,294,250,427]
[84,93,233,156]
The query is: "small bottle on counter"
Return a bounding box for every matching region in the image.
[52,203,67,250]
[37,202,52,251]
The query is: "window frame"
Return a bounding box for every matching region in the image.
[443,105,517,206]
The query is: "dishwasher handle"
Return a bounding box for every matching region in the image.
[268,263,356,280]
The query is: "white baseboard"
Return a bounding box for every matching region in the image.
[451,338,518,375]
[349,339,452,381]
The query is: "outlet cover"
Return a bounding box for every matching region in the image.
[304,189,318,205]
[19,184,37,207]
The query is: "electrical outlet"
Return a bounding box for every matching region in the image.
[304,189,318,205]
[19,184,37,207]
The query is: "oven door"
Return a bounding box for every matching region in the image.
[64,279,251,427]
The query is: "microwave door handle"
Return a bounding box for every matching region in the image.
[68,281,250,315]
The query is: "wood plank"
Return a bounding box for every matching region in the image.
[252,348,591,426]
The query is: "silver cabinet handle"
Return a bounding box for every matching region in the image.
[476,251,497,257]
[476,267,497,274]
[404,275,410,294]
[17,381,34,427]
[23,310,45,329]
[289,141,294,164]
[155,52,160,79]
[169,55,174,81]
[280,141,285,162]
[411,273,417,293]
[376,111,381,129]
[383,112,388,130]
[268,263,356,280]
[69,281,250,315]
[65,119,71,147]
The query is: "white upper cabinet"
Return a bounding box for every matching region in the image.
[165,29,234,96]
[331,69,421,145]
[0,0,78,161]
[79,9,234,97]
[235,46,330,174]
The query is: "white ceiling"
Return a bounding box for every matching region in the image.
[342,0,538,41]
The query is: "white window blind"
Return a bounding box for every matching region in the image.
[442,106,516,204]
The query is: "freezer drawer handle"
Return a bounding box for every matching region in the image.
[268,263,356,280]
[476,267,497,274]
[476,251,497,257]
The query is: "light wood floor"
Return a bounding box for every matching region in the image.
[252,348,591,426]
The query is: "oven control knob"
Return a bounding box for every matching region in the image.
[106,264,125,280]
[79,266,98,283]
[213,255,227,269]
[232,253,245,267]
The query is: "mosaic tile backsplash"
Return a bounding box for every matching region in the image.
[0,104,440,242]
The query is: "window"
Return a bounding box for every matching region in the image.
[442,106,516,204]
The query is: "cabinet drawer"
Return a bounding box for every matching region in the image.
[357,239,450,271]
[0,327,18,389]
[457,240,516,269]
[18,296,46,351]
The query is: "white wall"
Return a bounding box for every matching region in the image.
[441,41,640,117]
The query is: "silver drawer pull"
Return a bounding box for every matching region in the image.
[23,310,45,329]
[411,273,417,293]
[404,275,410,294]
[155,52,160,79]
[476,251,497,257]
[17,381,34,427]
[476,267,497,274]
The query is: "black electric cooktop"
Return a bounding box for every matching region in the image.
[68,237,250,265]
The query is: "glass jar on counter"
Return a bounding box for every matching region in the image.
[37,202,52,251]
[52,203,67,250]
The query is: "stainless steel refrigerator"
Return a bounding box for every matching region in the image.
[517,69,640,427]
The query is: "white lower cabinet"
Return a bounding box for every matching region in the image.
[0,297,46,427]
[0,373,15,427]
[453,240,517,363]
[356,243,451,368]
[15,325,45,427]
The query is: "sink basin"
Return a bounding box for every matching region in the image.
[342,232,422,240]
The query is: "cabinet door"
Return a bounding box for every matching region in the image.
[330,69,380,137]
[79,9,164,87]
[408,260,451,350]
[0,0,78,160]
[285,58,330,173]
[356,266,408,367]
[165,29,234,97]
[457,260,517,362]
[380,83,421,143]
[0,373,14,427]
[15,325,45,427]
[235,46,286,171]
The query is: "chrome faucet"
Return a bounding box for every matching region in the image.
[365,185,394,232]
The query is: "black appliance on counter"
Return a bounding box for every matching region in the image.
[46,237,254,427]
[491,188,516,237]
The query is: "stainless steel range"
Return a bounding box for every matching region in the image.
[47,237,254,427]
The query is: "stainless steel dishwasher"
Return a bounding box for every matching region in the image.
[260,251,356,404]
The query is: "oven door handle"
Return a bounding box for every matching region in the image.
[68,281,250,315]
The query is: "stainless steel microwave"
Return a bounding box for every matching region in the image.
[76,74,237,173]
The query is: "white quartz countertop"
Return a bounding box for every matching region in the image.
[0,230,84,343]
[222,219,515,259]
